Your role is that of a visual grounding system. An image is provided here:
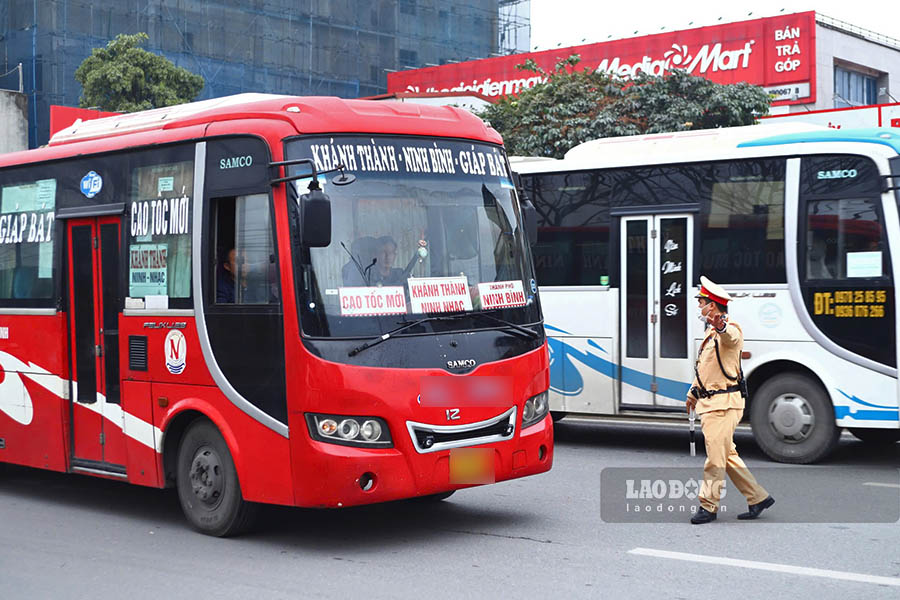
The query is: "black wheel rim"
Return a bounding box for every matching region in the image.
[189,445,225,509]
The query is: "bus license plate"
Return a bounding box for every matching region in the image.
[449,448,495,484]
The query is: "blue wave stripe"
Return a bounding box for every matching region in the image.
[546,329,691,401]
[834,407,900,421]
[546,328,897,420]
[837,389,898,410]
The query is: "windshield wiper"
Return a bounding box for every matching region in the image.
[348,317,445,356]
[467,310,540,340]
[348,311,539,357]
[340,241,374,286]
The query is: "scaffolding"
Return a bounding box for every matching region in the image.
[498,0,530,55]
[1,0,530,147]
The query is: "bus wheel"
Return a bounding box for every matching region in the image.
[848,428,900,445]
[176,420,256,536]
[550,411,565,423]
[750,373,840,464]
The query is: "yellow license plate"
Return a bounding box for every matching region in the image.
[449,448,495,484]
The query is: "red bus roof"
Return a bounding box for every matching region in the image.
[0,93,502,167]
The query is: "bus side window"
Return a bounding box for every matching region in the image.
[524,171,611,286]
[213,194,278,305]
[806,198,884,280]
[126,155,194,307]
[0,177,57,305]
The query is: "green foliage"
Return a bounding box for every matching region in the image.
[476,55,771,158]
[74,33,204,112]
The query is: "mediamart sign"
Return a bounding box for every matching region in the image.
[388,11,815,106]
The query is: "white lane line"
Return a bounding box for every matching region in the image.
[863,482,900,489]
[629,548,900,587]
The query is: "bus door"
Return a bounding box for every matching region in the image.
[66,216,125,469]
[619,214,693,409]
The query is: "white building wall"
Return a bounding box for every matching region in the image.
[0,90,28,154]
[804,23,900,113]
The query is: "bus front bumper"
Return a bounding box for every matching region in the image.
[293,413,554,508]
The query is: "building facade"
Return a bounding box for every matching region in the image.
[388,11,900,123]
[1,0,529,148]
[0,90,28,154]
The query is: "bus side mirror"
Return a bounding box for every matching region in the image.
[522,199,538,246]
[301,188,332,248]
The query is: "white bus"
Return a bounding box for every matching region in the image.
[512,124,900,463]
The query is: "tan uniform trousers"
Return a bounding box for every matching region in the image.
[699,408,768,513]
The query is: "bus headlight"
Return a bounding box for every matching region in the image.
[306,414,393,448]
[521,391,549,429]
[360,420,383,442]
[338,419,361,440]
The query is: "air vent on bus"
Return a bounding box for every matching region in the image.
[129,336,148,371]
[406,407,516,454]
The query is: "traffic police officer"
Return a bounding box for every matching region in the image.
[687,276,775,524]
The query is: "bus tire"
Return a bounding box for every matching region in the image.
[848,428,900,445]
[416,491,455,502]
[550,411,565,423]
[750,373,840,464]
[176,419,257,537]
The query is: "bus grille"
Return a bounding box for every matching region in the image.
[406,406,516,454]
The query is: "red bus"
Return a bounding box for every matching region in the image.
[0,94,553,535]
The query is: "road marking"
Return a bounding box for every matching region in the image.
[629,548,900,587]
[863,482,900,489]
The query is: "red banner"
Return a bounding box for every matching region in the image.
[388,11,816,106]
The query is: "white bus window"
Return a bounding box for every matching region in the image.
[806,198,885,280]
[523,171,611,286]
[699,160,786,284]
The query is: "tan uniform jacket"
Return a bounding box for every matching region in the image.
[689,320,744,414]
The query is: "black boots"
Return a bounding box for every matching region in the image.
[737,496,775,520]
[690,506,717,524]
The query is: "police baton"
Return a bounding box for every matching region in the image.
[689,407,697,457]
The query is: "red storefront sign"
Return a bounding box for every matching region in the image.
[388,11,816,106]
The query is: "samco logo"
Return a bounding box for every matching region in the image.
[447,359,476,370]
[219,155,253,170]
[817,169,858,180]
[164,330,187,375]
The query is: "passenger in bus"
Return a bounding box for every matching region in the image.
[217,248,243,303]
[807,235,835,279]
[686,276,774,524]
[371,236,406,286]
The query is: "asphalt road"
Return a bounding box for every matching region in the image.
[1,420,898,599]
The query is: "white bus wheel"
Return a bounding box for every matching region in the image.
[750,373,841,464]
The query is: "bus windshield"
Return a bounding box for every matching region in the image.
[285,135,541,338]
